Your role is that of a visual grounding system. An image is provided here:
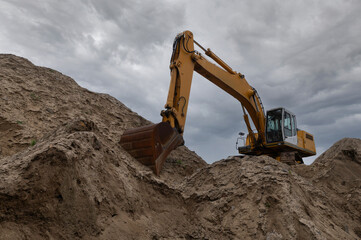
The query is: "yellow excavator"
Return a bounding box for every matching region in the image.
[120,30,316,175]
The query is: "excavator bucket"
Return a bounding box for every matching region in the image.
[119,122,184,175]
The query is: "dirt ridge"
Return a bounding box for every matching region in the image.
[0,54,360,239]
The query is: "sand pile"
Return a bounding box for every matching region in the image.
[0,54,360,239]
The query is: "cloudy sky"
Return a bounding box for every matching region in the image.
[1,0,361,164]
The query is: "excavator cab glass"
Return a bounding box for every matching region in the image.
[266,108,284,143]
[266,108,298,144]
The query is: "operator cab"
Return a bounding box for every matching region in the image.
[266,108,297,145]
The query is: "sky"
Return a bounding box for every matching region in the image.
[1,0,361,164]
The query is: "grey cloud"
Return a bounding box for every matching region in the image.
[87,0,184,49]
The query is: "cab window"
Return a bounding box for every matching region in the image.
[291,115,296,136]
[266,109,283,143]
[284,112,292,137]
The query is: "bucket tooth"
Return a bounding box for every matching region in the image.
[119,122,184,175]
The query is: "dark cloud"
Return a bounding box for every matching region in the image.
[1,0,360,163]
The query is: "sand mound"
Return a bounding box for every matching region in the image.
[0,54,360,239]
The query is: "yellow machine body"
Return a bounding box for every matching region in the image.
[120,30,316,174]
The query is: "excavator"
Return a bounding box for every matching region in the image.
[120,30,316,175]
